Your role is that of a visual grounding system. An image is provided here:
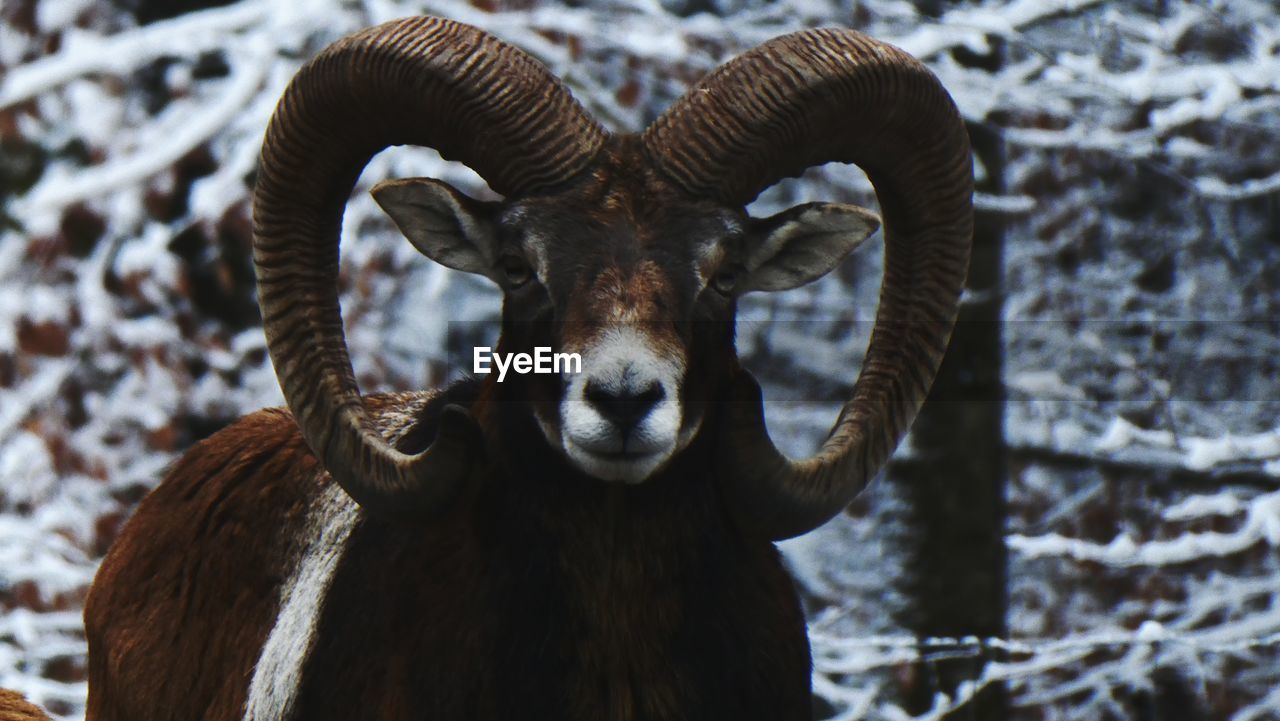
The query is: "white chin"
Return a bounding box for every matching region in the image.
[563,442,672,484]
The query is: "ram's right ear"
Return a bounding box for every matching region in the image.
[372,177,502,278]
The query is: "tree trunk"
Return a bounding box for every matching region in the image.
[887,116,1009,719]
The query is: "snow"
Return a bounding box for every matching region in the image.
[0,434,57,506]
[19,43,272,215]
[1008,487,1280,566]
[0,1,272,108]
[1185,430,1280,471]
[1196,170,1280,200]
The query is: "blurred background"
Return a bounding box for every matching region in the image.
[1,0,1278,718]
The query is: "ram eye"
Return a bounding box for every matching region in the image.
[499,256,533,287]
[711,267,740,295]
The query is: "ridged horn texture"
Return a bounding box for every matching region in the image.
[643,28,973,540]
[254,16,607,519]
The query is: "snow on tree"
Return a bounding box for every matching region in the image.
[0,0,1277,718]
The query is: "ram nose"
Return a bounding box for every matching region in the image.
[584,379,665,434]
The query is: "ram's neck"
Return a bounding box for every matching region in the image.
[272,385,811,719]
[466,411,798,719]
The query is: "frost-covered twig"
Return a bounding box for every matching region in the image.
[1009,489,1280,566]
[19,37,271,216]
[810,625,1280,717]
[0,0,270,108]
[810,627,1280,661]
[896,0,1109,58]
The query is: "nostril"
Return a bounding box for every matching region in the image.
[584,380,666,429]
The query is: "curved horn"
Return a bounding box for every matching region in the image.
[254,16,608,519]
[642,29,972,540]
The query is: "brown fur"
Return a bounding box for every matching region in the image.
[84,406,322,721]
[0,690,52,721]
[85,386,811,721]
[284,398,811,721]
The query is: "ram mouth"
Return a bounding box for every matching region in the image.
[564,441,671,483]
[593,448,657,462]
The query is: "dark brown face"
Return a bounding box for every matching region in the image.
[373,150,880,483]
[492,176,744,482]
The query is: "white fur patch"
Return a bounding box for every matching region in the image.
[559,327,686,483]
[242,482,360,720]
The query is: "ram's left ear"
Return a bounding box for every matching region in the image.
[740,202,880,293]
[371,177,502,279]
